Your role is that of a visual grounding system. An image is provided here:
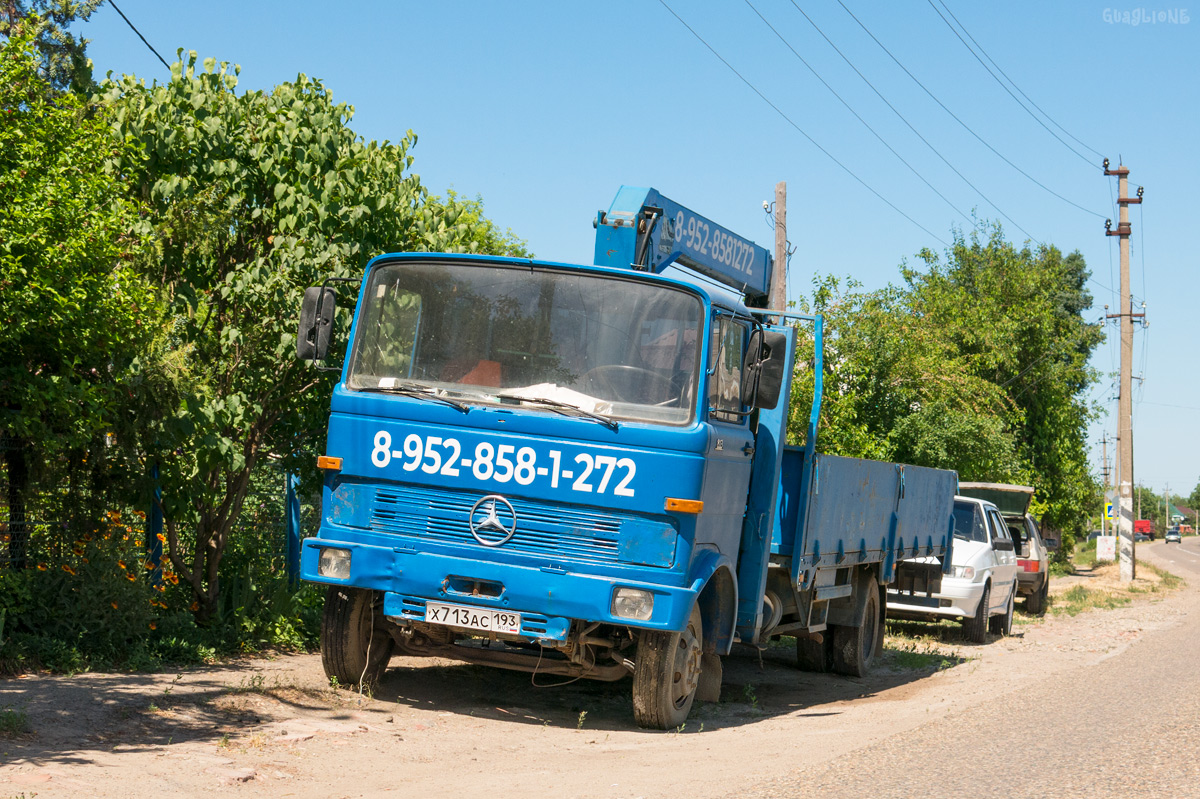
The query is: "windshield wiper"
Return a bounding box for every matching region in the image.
[500,394,618,431]
[362,383,471,413]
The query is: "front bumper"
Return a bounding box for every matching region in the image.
[887,576,985,621]
[301,537,701,643]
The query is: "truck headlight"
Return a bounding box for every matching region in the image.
[611,587,654,621]
[317,547,351,579]
[951,565,976,580]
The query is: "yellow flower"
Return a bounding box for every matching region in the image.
[125,573,136,583]
[156,533,166,543]
[117,560,127,570]
[37,563,48,571]
[148,622,157,631]
[61,564,76,575]
[190,601,199,611]
[111,602,118,610]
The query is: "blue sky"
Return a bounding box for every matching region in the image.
[78,1,1198,501]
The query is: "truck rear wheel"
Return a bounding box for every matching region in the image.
[830,576,882,677]
[321,586,395,690]
[632,603,703,729]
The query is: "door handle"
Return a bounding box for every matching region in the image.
[742,443,755,457]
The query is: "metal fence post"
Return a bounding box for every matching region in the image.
[146,462,163,586]
[286,473,301,589]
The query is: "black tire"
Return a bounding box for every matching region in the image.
[963,583,990,644]
[1025,576,1048,616]
[795,634,832,673]
[831,576,882,677]
[632,602,703,729]
[989,591,1013,636]
[321,586,395,690]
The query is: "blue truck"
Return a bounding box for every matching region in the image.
[296,187,956,728]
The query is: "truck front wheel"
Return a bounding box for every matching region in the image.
[632,603,703,729]
[321,586,395,690]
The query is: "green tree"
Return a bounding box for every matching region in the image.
[0,30,159,565]
[101,53,526,621]
[790,223,1102,553]
[1186,481,1200,513]
[905,225,1103,548]
[789,275,1021,481]
[0,0,100,94]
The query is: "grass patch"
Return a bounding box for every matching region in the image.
[887,643,959,671]
[1141,561,1184,591]
[0,706,31,737]
[1072,538,1099,570]
[1050,584,1131,616]
[883,623,968,672]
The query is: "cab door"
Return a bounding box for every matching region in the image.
[696,314,755,558]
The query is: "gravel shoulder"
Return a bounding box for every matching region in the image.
[1,543,1192,799]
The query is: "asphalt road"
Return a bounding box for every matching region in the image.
[738,538,1200,799]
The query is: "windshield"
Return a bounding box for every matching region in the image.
[346,259,704,424]
[952,500,988,543]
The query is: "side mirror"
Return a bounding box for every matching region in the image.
[297,287,335,361]
[741,329,788,410]
[993,538,1015,552]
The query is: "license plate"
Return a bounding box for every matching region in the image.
[424,601,521,634]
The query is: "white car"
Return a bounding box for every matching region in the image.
[887,495,1019,643]
[958,482,1054,616]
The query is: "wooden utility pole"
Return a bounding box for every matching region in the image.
[770,181,787,319]
[1105,160,1143,582]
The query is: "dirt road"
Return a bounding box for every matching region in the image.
[1,543,1193,799]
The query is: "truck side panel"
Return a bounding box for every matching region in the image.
[775,452,955,586]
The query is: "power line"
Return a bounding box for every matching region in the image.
[1137,400,1200,412]
[107,0,170,71]
[744,1,975,228]
[657,0,948,245]
[835,0,1107,220]
[926,0,1098,170]
[781,0,1037,243]
[931,0,1105,162]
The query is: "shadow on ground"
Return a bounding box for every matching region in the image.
[0,632,972,767]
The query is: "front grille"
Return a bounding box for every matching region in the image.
[372,485,623,565]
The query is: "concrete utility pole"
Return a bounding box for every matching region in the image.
[1104,159,1143,582]
[770,181,787,320]
[1100,434,1110,539]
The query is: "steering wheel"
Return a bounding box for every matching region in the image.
[581,365,678,405]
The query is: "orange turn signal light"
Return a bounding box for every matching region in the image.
[317,456,343,471]
[665,498,704,514]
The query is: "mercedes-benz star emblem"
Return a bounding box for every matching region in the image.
[468,495,517,547]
